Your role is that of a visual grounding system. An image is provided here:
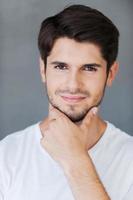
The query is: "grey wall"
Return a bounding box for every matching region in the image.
[0,0,133,140]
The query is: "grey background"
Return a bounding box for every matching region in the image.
[0,0,133,140]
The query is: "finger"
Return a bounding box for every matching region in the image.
[40,125,48,137]
[92,107,98,115]
[49,103,54,111]
[49,105,64,121]
[49,104,57,120]
[39,118,50,137]
[81,107,98,128]
[40,137,49,151]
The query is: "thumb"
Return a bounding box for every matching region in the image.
[81,107,98,128]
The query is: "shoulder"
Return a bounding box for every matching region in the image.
[0,122,41,195]
[107,121,133,159]
[0,122,41,160]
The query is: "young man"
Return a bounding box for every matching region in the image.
[0,4,133,200]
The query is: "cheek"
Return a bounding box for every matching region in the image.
[46,72,67,94]
[46,70,64,87]
[87,76,106,96]
[46,78,61,97]
[93,82,105,92]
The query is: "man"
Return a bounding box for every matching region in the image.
[0,4,133,200]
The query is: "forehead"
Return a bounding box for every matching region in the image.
[47,37,106,66]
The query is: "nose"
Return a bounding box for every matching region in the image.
[66,71,83,92]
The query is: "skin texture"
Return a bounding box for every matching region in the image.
[39,37,119,199]
[41,38,109,122]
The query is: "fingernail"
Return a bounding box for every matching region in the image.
[92,107,98,115]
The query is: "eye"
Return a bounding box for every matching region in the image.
[83,65,97,72]
[54,64,68,70]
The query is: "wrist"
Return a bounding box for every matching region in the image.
[61,153,90,176]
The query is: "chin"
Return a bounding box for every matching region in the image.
[57,108,88,123]
[49,100,97,122]
[62,110,86,122]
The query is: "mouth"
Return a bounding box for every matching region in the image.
[60,95,87,103]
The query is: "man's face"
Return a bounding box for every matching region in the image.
[40,37,116,122]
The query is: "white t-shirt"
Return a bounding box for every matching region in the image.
[0,121,133,200]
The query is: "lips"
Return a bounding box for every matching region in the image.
[61,95,86,103]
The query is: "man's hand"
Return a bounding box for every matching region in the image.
[40,105,99,167]
[40,106,110,200]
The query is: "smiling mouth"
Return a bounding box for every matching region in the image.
[61,95,86,103]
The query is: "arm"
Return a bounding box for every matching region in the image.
[62,154,110,200]
[40,106,110,199]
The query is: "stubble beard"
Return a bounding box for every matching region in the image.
[44,81,107,123]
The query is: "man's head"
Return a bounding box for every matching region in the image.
[38,4,119,72]
[38,4,119,122]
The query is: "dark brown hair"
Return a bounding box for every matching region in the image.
[38,4,119,72]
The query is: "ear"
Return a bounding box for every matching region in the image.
[39,57,46,83]
[106,61,119,87]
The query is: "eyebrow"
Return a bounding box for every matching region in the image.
[50,61,101,68]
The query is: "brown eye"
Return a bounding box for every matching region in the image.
[54,64,67,70]
[83,66,97,72]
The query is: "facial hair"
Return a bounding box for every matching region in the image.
[44,80,107,123]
